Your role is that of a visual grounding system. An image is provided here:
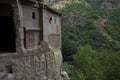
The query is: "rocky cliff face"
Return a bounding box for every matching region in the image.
[48,0,119,27]
[62,15,86,27]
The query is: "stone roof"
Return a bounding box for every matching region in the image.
[23,0,61,16]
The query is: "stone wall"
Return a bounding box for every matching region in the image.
[43,9,61,50]
[0,42,63,80]
[0,0,63,80]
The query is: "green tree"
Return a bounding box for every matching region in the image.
[72,45,104,80]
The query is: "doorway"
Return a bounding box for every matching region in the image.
[0,4,16,53]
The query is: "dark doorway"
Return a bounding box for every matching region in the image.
[0,4,16,53]
[0,16,16,52]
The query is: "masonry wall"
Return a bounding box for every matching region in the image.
[0,0,63,80]
[0,42,62,80]
[22,5,39,28]
[42,9,63,80]
[22,5,40,49]
[43,9,61,50]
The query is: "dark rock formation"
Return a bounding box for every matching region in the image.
[62,15,86,27]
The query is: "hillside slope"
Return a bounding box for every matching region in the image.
[46,0,120,80]
[48,0,120,61]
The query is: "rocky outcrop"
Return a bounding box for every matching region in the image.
[62,15,86,27]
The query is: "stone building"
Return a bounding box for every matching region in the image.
[0,0,63,80]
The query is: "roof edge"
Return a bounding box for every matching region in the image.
[39,2,62,16]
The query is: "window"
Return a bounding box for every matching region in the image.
[32,12,36,19]
[49,17,52,23]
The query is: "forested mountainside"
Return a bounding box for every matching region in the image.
[46,0,120,80]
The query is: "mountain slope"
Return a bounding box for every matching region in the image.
[46,0,120,80]
[48,0,120,61]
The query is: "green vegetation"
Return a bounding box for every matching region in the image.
[72,45,120,80]
[49,0,120,80]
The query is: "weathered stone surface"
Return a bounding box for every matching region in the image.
[2,73,15,80]
[0,0,63,80]
[0,42,63,80]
